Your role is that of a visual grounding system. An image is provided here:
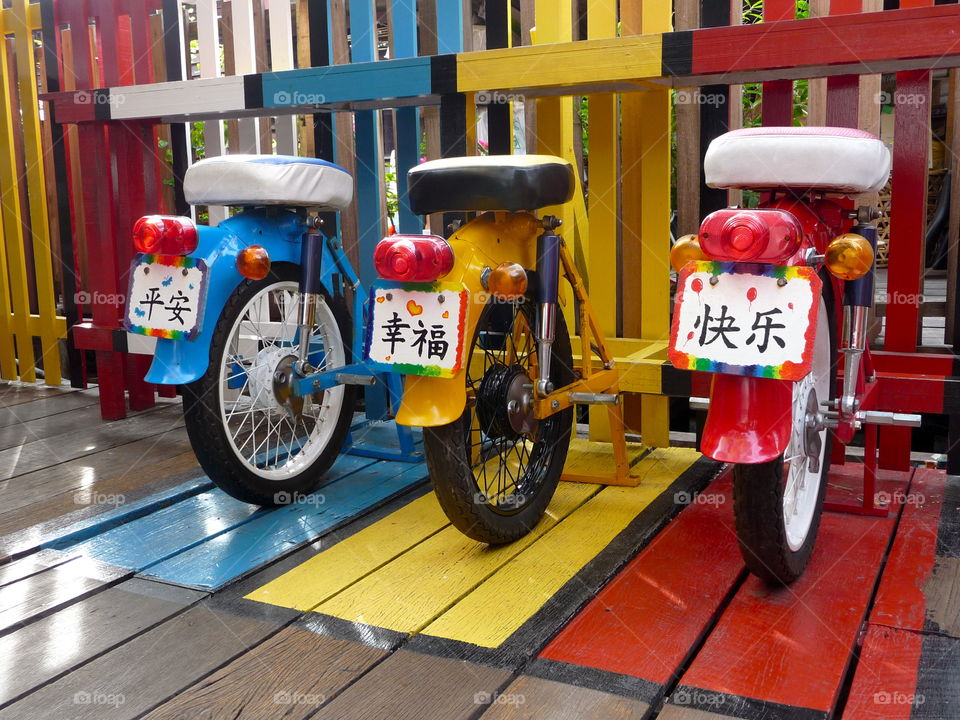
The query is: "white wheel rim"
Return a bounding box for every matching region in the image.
[217,280,346,480]
[782,297,831,551]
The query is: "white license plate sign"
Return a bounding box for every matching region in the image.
[124,254,208,340]
[669,261,822,381]
[364,281,468,377]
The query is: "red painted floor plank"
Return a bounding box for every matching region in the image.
[842,625,923,720]
[540,472,743,687]
[675,470,910,713]
[868,468,945,631]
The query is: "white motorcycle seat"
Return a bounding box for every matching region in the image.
[704,126,892,195]
[183,155,354,210]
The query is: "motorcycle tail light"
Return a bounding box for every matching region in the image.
[374,234,454,283]
[698,209,802,263]
[487,262,528,299]
[133,215,199,256]
[825,233,873,280]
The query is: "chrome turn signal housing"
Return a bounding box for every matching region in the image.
[825,233,874,281]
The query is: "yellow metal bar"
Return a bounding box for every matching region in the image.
[0,3,40,31]
[456,35,663,93]
[13,0,62,385]
[0,9,36,381]
[533,368,619,417]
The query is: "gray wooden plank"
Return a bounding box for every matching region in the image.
[0,556,125,636]
[0,389,99,429]
[0,404,115,452]
[0,549,74,589]
[478,676,650,720]
[0,601,287,720]
[0,385,79,410]
[0,578,203,707]
[0,429,196,541]
[140,625,385,720]
[310,649,512,720]
[0,402,183,482]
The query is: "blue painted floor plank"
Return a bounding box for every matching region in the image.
[57,454,375,573]
[141,459,428,589]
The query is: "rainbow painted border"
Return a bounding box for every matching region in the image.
[363,280,469,379]
[668,260,822,381]
[123,254,209,341]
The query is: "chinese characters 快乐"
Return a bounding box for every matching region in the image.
[694,303,786,353]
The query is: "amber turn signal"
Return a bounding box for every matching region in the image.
[237,245,271,280]
[488,262,528,300]
[825,233,874,281]
[670,234,706,273]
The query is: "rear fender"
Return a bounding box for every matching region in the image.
[701,373,793,464]
[145,210,332,385]
[396,212,542,427]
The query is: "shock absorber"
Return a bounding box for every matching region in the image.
[296,217,327,374]
[535,216,562,396]
[839,221,877,417]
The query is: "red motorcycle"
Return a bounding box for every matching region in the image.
[669,126,918,584]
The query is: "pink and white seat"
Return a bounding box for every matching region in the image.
[704,126,892,195]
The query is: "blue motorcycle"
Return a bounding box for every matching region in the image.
[123,155,384,504]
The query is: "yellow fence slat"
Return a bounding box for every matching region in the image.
[0,13,36,382]
[13,0,62,386]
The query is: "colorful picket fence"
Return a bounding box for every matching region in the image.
[19,0,960,474]
[0,0,65,387]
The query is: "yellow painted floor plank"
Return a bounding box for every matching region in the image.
[245,492,451,610]
[422,447,701,647]
[561,438,648,483]
[313,482,600,634]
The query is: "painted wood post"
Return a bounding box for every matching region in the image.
[232,0,261,153]
[162,0,190,216]
[268,0,298,155]
[761,0,794,126]
[436,0,468,235]
[196,0,227,224]
[40,0,83,387]
[390,0,422,235]
[484,0,510,155]
[620,0,672,449]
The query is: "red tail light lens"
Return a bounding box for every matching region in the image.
[133,215,199,256]
[374,234,454,282]
[698,209,803,263]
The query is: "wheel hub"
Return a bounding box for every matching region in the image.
[248,346,303,417]
[476,364,537,440]
[802,386,823,473]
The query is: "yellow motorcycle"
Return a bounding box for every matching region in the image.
[363,155,624,543]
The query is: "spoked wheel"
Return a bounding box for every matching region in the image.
[423,299,574,544]
[733,286,837,584]
[183,265,356,505]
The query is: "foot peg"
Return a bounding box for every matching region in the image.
[569,392,618,404]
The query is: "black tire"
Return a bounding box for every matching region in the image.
[182,264,356,505]
[732,281,837,585]
[423,299,574,544]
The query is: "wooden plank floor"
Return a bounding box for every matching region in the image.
[0,381,957,720]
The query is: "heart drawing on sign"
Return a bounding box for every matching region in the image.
[376,295,385,303]
[442,310,449,319]
[406,300,424,316]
